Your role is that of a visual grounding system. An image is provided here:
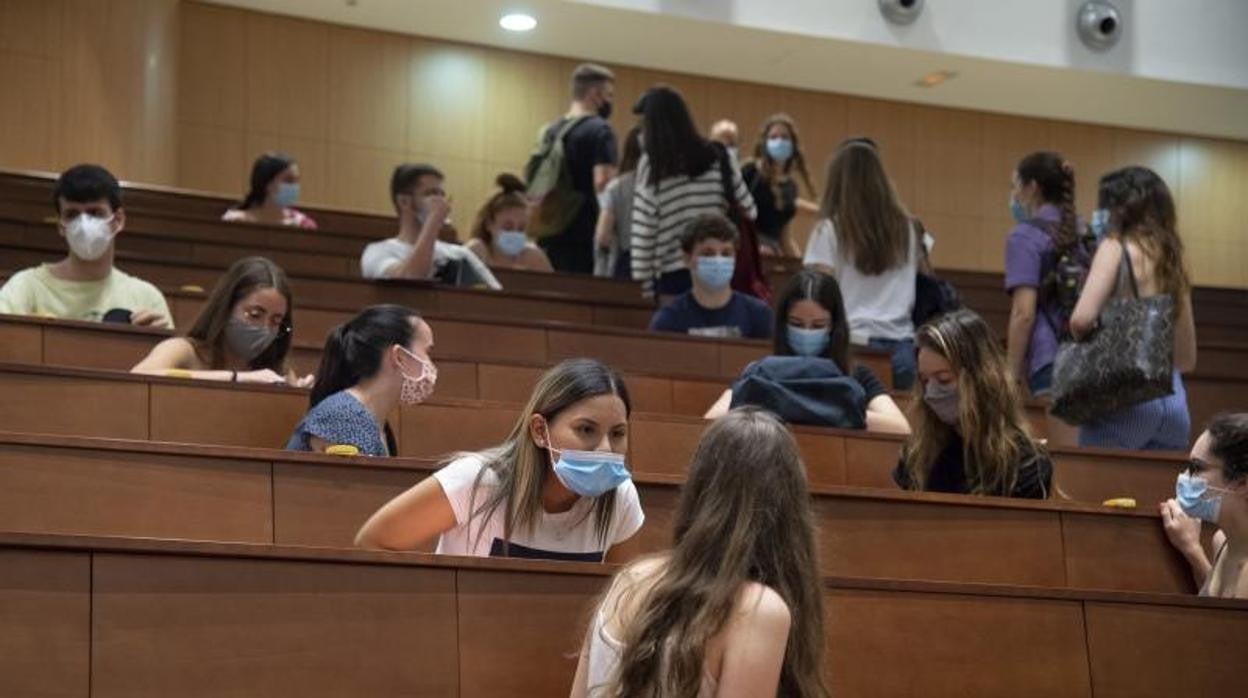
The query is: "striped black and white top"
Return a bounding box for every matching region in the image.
[629,154,757,284]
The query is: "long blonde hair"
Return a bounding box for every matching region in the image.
[902,310,1046,497]
[819,142,911,274]
[749,113,816,199]
[464,359,630,553]
[602,408,828,697]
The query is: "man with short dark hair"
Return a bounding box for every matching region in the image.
[0,164,172,327]
[535,63,618,274]
[360,164,500,289]
[648,213,772,339]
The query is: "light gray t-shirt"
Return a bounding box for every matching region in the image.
[360,238,502,290]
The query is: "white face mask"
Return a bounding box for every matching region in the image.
[64,213,115,261]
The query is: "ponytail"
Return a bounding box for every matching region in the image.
[470,173,528,245]
[236,152,295,211]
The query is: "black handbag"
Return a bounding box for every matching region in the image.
[1049,248,1175,425]
[910,218,961,326]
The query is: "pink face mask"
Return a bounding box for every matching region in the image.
[397,346,437,405]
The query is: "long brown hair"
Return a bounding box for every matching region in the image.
[465,359,630,554]
[902,309,1045,497]
[819,142,911,274]
[470,173,527,246]
[603,408,827,697]
[1016,151,1077,248]
[1098,166,1191,302]
[749,113,816,198]
[186,256,293,372]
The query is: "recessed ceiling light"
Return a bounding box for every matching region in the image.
[500,13,537,32]
[915,70,958,88]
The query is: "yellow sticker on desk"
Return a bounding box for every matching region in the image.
[325,445,360,457]
[164,369,193,379]
[180,284,205,294]
[1102,498,1137,509]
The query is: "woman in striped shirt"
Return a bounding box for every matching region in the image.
[629,86,756,299]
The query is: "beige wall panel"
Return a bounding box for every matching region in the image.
[1049,120,1116,214]
[0,0,62,57]
[0,53,59,171]
[327,27,409,150]
[1178,137,1245,244]
[245,12,328,140]
[327,145,407,214]
[179,2,245,130]
[924,213,985,271]
[407,38,486,161]
[482,49,568,171]
[915,106,985,220]
[1112,129,1181,193]
[178,124,246,197]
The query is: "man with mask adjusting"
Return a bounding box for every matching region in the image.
[0,164,172,328]
[360,163,501,289]
[1162,413,1248,599]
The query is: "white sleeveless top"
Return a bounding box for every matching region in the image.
[581,608,718,696]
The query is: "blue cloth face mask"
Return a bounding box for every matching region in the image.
[1175,472,1223,524]
[1090,208,1110,239]
[549,447,631,498]
[924,381,960,426]
[274,182,300,208]
[787,325,830,357]
[695,256,735,290]
[1009,197,1028,224]
[495,230,527,257]
[766,137,793,163]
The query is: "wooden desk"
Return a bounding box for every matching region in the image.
[0,530,1243,697]
[0,363,1189,507]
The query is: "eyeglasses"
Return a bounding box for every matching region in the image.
[238,307,290,334]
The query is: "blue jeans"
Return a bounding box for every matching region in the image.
[1029,363,1054,398]
[868,338,917,391]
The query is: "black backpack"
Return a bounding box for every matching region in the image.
[729,356,866,429]
[1037,222,1097,340]
[911,218,962,327]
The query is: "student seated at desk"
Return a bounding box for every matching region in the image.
[705,270,909,434]
[355,358,644,563]
[894,309,1052,499]
[1162,413,1248,599]
[0,164,172,328]
[571,408,826,697]
[360,163,502,290]
[649,213,772,339]
[286,304,435,456]
[132,257,310,386]
[221,152,317,230]
[463,174,554,273]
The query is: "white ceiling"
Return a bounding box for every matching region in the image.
[204,0,1248,141]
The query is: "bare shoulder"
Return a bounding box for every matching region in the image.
[734,582,792,629]
[464,238,487,254]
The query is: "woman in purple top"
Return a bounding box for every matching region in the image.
[1003,152,1079,398]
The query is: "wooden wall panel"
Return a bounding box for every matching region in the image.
[91,553,459,697]
[244,13,328,141]
[0,549,90,698]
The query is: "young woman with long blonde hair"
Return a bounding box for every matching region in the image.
[572,408,828,697]
[895,309,1052,498]
[355,358,644,562]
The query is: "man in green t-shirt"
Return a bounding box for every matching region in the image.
[0,164,172,327]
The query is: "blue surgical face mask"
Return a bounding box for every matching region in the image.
[924,381,961,426]
[495,230,527,257]
[694,256,735,291]
[766,137,793,163]
[1009,197,1028,224]
[549,447,631,498]
[274,182,300,208]
[787,325,830,357]
[1090,208,1110,239]
[1176,472,1223,524]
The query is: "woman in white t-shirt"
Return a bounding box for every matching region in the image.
[354,358,644,562]
[571,408,827,697]
[803,140,924,390]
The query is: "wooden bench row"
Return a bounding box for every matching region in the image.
[0,431,1196,595]
[0,362,1186,507]
[1,530,1243,697]
[0,236,658,330]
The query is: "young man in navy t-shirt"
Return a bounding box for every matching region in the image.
[649,213,773,339]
